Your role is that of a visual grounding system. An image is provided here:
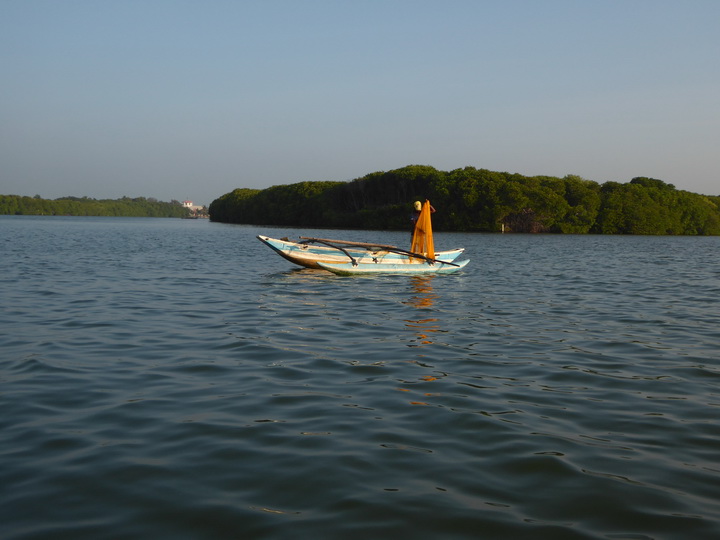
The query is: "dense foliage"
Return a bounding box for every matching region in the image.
[209,165,720,235]
[0,195,189,218]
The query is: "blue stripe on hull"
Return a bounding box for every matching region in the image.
[318,259,469,275]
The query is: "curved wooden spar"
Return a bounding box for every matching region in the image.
[299,237,459,267]
[299,237,401,250]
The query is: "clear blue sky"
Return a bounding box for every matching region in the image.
[2,0,718,205]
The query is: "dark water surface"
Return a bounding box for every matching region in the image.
[1,216,719,539]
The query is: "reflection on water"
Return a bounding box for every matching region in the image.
[4,218,720,540]
[404,276,443,346]
[405,318,442,346]
[404,275,438,309]
[280,267,336,282]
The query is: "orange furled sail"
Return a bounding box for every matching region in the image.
[410,200,435,260]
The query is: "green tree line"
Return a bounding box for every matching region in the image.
[0,195,190,218]
[209,165,720,235]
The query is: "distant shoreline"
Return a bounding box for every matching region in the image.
[0,195,194,218]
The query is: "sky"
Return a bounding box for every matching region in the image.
[1,0,719,206]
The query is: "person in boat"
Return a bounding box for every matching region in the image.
[411,200,435,233]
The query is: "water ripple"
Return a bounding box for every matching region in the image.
[1,219,719,539]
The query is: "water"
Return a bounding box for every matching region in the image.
[1,215,719,540]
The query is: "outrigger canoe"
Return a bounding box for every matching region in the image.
[257,200,469,275]
[257,235,465,270]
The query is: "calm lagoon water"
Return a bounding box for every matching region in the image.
[1,215,719,539]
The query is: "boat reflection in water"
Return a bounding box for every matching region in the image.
[404,276,442,347]
[405,275,437,309]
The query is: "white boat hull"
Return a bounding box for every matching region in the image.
[318,258,470,275]
[257,235,465,270]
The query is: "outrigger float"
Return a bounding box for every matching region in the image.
[257,200,469,275]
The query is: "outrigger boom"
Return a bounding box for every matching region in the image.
[299,237,460,267]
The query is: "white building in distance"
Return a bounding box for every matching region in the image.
[182,200,204,212]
